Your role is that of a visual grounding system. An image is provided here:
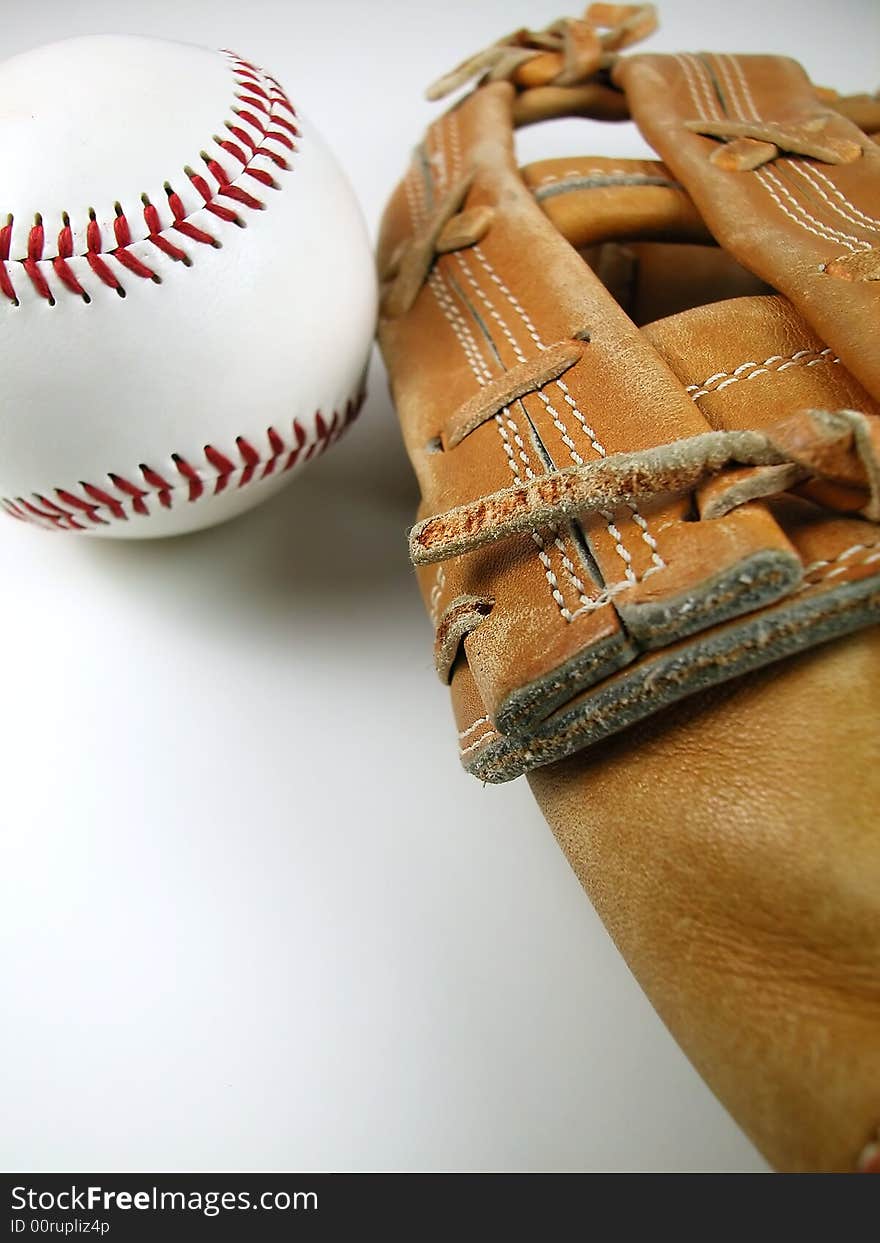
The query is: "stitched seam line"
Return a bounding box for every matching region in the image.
[440,113,639,606]
[413,174,580,619]
[437,114,601,612]
[798,540,880,588]
[3,399,361,531]
[450,249,603,604]
[686,347,839,399]
[807,166,880,232]
[404,166,451,631]
[0,52,298,305]
[701,54,872,257]
[447,110,666,607]
[466,244,666,579]
[678,53,850,254]
[455,244,645,586]
[790,163,880,236]
[421,117,588,623]
[459,728,499,757]
[757,166,867,253]
[536,166,671,185]
[718,51,871,253]
[431,255,583,620]
[451,114,666,580]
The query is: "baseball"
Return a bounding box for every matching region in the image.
[0,35,376,537]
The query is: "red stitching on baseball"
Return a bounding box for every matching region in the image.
[0,51,297,305]
[236,94,270,117]
[2,397,364,532]
[108,473,149,515]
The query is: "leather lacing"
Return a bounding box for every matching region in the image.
[425,2,656,102]
[410,399,880,566]
[685,118,864,171]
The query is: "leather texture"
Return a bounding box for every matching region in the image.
[0,36,376,536]
[529,626,880,1174]
[376,8,880,781]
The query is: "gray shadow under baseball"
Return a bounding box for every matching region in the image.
[71,351,423,638]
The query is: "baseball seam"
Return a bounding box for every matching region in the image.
[0,51,298,305]
[2,396,363,531]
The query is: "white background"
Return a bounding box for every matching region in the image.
[1,0,876,1173]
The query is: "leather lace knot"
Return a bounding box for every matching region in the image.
[425,3,657,102]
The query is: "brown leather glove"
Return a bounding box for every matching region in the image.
[376,4,880,1170]
[529,627,880,1173]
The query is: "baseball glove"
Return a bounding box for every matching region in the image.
[377,2,880,785]
[377,4,880,1172]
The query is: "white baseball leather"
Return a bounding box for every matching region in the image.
[0,35,377,537]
